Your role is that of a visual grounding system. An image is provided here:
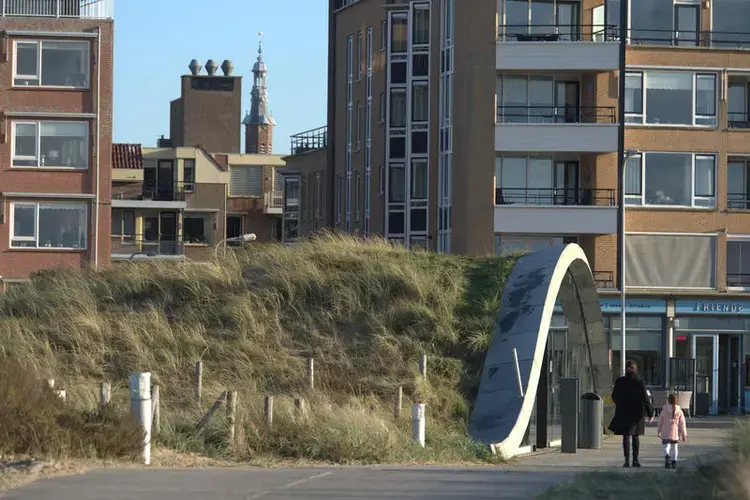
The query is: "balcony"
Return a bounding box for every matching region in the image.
[494,187,617,235]
[290,126,327,156]
[111,236,185,261]
[593,271,615,290]
[496,24,619,71]
[1,0,113,18]
[264,190,283,215]
[495,106,618,153]
[112,182,188,210]
[626,28,750,50]
[728,193,750,210]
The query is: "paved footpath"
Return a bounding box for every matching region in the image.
[1,417,731,500]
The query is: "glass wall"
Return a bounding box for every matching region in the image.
[713,0,750,48]
[609,315,665,387]
[630,0,673,44]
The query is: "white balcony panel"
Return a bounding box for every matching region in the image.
[494,206,618,235]
[495,124,618,153]
[112,199,187,210]
[496,42,619,71]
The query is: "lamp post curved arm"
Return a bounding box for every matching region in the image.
[214,233,257,259]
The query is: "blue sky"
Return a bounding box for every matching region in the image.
[113,0,328,154]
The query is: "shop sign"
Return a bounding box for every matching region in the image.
[676,300,750,315]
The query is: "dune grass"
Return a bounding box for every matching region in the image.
[0,233,516,464]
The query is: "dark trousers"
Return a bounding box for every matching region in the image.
[622,434,640,461]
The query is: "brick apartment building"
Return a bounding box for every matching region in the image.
[281,0,750,426]
[110,42,286,261]
[0,0,113,282]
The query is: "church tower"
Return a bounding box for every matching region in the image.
[243,34,276,154]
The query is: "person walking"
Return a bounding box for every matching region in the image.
[608,360,654,467]
[657,393,688,469]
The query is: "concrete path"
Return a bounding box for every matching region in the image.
[1,417,732,500]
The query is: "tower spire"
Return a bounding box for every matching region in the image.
[243,31,276,154]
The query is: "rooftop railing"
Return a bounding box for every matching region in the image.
[290,126,328,156]
[1,0,113,18]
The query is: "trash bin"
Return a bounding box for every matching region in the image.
[578,392,603,449]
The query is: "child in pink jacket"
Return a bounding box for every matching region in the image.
[657,393,688,469]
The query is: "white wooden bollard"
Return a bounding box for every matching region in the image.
[411,403,426,447]
[100,382,111,407]
[46,379,55,389]
[129,372,152,465]
[194,361,203,402]
[418,354,427,378]
[306,358,314,390]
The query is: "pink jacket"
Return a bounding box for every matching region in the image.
[657,404,687,441]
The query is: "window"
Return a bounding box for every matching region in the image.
[390,89,407,128]
[183,159,195,192]
[728,160,750,208]
[625,153,715,208]
[391,13,408,53]
[389,163,406,202]
[497,74,559,124]
[711,0,750,48]
[625,233,716,289]
[336,174,343,223]
[357,31,364,80]
[112,210,134,237]
[727,239,750,288]
[14,40,90,88]
[184,215,209,245]
[229,166,263,197]
[355,102,362,150]
[413,4,430,45]
[630,0,673,45]
[11,202,87,249]
[12,121,89,169]
[381,20,387,50]
[412,83,429,122]
[411,159,428,199]
[379,165,385,194]
[494,234,577,256]
[625,70,717,127]
[592,5,605,41]
[379,92,386,123]
[609,316,664,387]
[355,171,361,221]
[728,79,749,126]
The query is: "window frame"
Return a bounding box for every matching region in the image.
[625,152,717,209]
[13,39,91,90]
[726,236,750,290]
[183,159,196,192]
[10,201,88,250]
[183,214,209,245]
[11,120,90,169]
[625,70,718,128]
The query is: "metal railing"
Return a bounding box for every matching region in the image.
[1,0,113,18]
[728,193,750,210]
[498,24,619,42]
[496,106,617,124]
[113,182,189,202]
[264,190,284,209]
[495,187,616,207]
[290,126,328,155]
[727,273,750,288]
[111,236,185,257]
[728,111,750,129]
[593,270,615,289]
[622,28,750,48]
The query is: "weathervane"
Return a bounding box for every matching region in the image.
[257,31,263,54]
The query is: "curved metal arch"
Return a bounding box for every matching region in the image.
[468,244,611,459]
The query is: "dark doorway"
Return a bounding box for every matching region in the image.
[227,216,243,239]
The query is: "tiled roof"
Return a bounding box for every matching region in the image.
[113,143,143,169]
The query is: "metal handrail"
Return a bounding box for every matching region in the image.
[290,126,328,155]
[728,193,750,210]
[620,28,750,48]
[496,105,617,124]
[728,112,750,129]
[593,270,615,289]
[495,187,616,207]
[727,273,750,288]
[497,23,620,42]
[113,182,189,202]
[111,236,185,256]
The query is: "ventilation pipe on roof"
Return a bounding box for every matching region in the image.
[189,59,202,76]
[205,59,218,76]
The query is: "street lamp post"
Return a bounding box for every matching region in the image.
[620,149,639,377]
[617,0,630,377]
[214,233,257,259]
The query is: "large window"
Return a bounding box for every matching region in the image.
[625,153,715,208]
[712,0,750,48]
[625,233,716,288]
[112,210,135,238]
[728,79,749,127]
[11,202,87,249]
[609,315,664,387]
[13,121,89,169]
[14,40,89,88]
[728,160,750,208]
[727,239,750,288]
[184,214,210,245]
[495,156,579,205]
[629,0,672,45]
[625,71,717,127]
[494,234,577,256]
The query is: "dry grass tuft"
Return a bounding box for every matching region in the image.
[0,233,516,464]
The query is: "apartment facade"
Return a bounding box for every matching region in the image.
[282,0,750,422]
[0,0,114,281]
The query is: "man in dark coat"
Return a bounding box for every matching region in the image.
[608,360,654,467]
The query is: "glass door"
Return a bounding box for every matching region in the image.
[556,1,581,41]
[157,160,175,201]
[693,334,719,415]
[555,81,580,124]
[554,161,579,205]
[159,212,177,255]
[674,4,699,47]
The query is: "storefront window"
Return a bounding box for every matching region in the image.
[608,315,664,387]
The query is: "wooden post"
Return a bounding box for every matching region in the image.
[100,382,111,407]
[306,358,314,390]
[227,390,238,445]
[264,395,274,428]
[294,397,305,417]
[151,384,160,433]
[194,361,203,402]
[129,372,153,465]
[419,354,427,378]
[394,386,403,419]
[196,391,227,434]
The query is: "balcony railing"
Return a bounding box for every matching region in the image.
[113,182,189,202]
[728,193,750,210]
[1,0,113,18]
[290,126,328,155]
[111,236,184,258]
[495,187,616,207]
[728,112,750,130]
[497,106,617,125]
[624,28,750,48]
[593,270,615,289]
[727,273,750,288]
[265,190,284,209]
[498,24,619,42]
